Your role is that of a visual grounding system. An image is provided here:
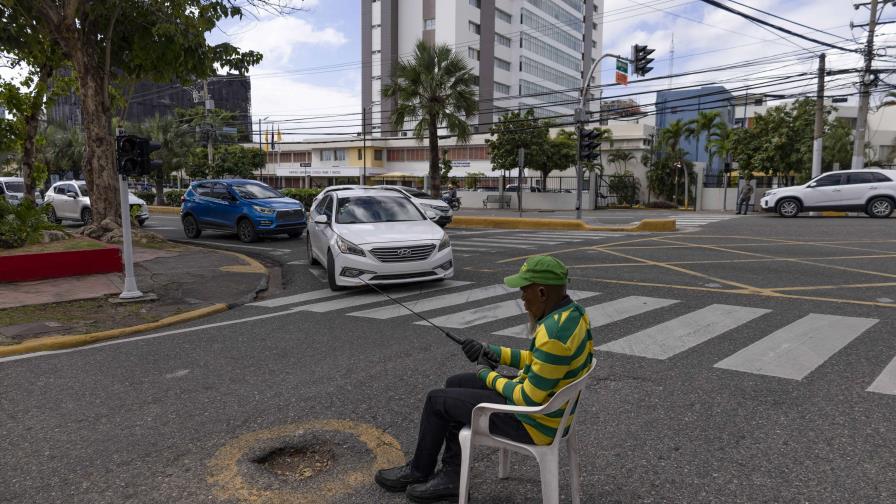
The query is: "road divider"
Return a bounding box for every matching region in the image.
[448,216,676,232]
[148,205,180,215]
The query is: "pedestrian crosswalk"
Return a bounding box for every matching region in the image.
[447,229,622,253]
[248,282,893,396]
[675,214,740,229]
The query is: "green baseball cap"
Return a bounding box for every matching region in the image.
[504,255,568,288]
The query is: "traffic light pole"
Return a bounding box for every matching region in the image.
[118,174,143,299]
[575,53,628,220]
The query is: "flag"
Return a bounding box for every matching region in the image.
[263,129,269,152]
[276,126,282,142]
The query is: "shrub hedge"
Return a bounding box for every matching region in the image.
[0,199,61,249]
[280,188,321,208]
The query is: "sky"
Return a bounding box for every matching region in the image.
[213,0,895,141]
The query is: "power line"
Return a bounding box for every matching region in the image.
[722,0,855,43]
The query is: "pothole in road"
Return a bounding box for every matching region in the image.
[253,443,335,481]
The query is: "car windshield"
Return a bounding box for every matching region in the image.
[3,181,24,193]
[335,195,424,224]
[77,184,89,197]
[231,183,282,200]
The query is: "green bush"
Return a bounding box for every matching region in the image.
[280,188,321,208]
[134,190,156,204]
[607,172,641,206]
[644,200,677,209]
[164,190,185,207]
[0,199,61,249]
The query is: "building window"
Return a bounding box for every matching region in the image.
[519,79,577,106]
[495,82,510,95]
[472,75,480,86]
[495,33,511,47]
[372,49,381,55]
[374,149,383,161]
[592,40,597,49]
[524,0,583,33]
[469,0,481,8]
[495,57,511,72]
[468,47,480,61]
[469,21,480,35]
[521,8,582,52]
[520,56,580,88]
[424,18,435,30]
[358,149,363,160]
[321,150,333,161]
[496,8,512,23]
[520,32,581,72]
[335,149,346,161]
[371,24,381,29]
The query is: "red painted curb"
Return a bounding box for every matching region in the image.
[0,246,122,283]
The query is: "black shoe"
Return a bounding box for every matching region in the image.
[375,463,429,492]
[406,469,460,503]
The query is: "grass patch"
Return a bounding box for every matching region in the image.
[0,237,109,257]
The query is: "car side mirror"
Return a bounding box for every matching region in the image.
[425,209,438,220]
[66,191,78,199]
[314,214,329,225]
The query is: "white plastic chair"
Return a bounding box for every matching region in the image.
[458,360,597,504]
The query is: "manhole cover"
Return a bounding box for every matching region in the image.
[254,443,335,481]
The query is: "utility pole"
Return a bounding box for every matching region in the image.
[203,80,214,168]
[361,106,367,185]
[851,0,879,170]
[812,53,826,180]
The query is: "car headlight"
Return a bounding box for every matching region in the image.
[252,205,275,214]
[764,190,778,197]
[438,234,451,251]
[336,235,366,256]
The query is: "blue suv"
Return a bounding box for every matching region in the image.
[180,179,306,243]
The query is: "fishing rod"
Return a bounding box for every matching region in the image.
[358,278,463,345]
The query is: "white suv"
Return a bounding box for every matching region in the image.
[44,180,150,226]
[760,169,896,218]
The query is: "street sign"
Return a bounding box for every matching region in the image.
[615,71,629,85]
[616,59,628,74]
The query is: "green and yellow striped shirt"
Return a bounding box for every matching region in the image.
[477,298,593,445]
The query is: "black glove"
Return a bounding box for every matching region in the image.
[461,338,484,363]
[477,348,498,370]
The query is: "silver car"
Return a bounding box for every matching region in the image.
[44,180,150,226]
[760,169,896,218]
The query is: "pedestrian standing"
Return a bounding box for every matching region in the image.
[736,183,754,215]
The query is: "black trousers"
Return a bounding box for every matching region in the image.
[410,372,533,476]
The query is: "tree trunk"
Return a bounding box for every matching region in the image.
[20,65,53,202]
[155,168,165,205]
[428,118,440,198]
[76,58,120,226]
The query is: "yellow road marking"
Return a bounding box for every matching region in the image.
[207,419,404,504]
[766,282,896,292]
[566,253,896,269]
[495,236,658,264]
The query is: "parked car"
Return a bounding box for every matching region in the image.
[0,177,26,205]
[44,180,149,226]
[309,185,371,212]
[505,184,543,193]
[374,185,454,227]
[180,179,306,243]
[759,169,896,218]
[307,189,453,291]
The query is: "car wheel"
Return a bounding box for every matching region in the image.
[307,236,319,265]
[288,230,304,239]
[137,219,147,227]
[47,206,60,224]
[182,215,202,239]
[866,197,894,218]
[776,198,800,218]
[81,207,92,225]
[327,249,345,291]
[237,218,258,243]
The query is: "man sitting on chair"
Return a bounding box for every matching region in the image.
[375,255,594,503]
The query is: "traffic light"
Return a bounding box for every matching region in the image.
[631,44,655,77]
[579,128,601,162]
[116,135,162,177]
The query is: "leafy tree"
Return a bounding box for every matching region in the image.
[214,144,265,179]
[659,119,692,206]
[464,171,485,190]
[607,149,634,175]
[528,128,577,188]
[822,118,853,172]
[382,40,477,197]
[439,148,452,185]
[486,109,550,175]
[10,0,270,227]
[132,114,194,204]
[36,124,85,181]
[685,110,722,175]
[706,122,733,178]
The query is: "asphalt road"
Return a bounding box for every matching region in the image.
[3,212,896,503]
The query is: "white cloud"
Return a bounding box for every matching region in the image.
[233,16,347,67]
[250,75,361,141]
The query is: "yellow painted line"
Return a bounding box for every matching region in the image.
[569,277,753,294]
[767,282,896,292]
[496,236,659,264]
[449,216,676,232]
[567,253,896,269]
[0,304,229,358]
[147,205,180,215]
[215,250,268,274]
[207,419,404,504]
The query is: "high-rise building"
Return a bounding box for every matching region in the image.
[362,0,604,137]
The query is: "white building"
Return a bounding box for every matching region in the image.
[362,0,604,136]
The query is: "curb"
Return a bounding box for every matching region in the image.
[448,216,676,232]
[148,205,180,215]
[0,304,229,358]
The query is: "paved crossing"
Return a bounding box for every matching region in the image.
[248,281,893,396]
[675,214,741,229]
[447,229,623,253]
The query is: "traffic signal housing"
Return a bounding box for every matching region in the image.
[579,128,601,162]
[631,44,655,77]
[116,135,162,177]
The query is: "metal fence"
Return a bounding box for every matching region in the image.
[594,174,638,208]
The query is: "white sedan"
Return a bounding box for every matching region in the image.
[306,189,454,291]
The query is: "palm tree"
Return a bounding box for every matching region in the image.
[706,122,732,176]
[382,40,478,197]
[686,110,722,176]
[659,119,690,207]
[607,149,634,174]
[135,114,193,204]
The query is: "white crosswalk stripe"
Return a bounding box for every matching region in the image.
[494,295,678,338]
[714,314,878,380]
[675,215,738,228]
[452,239,533,249]
[597,304,771,359]
[250,282,895,395]
[417,290,599,328]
